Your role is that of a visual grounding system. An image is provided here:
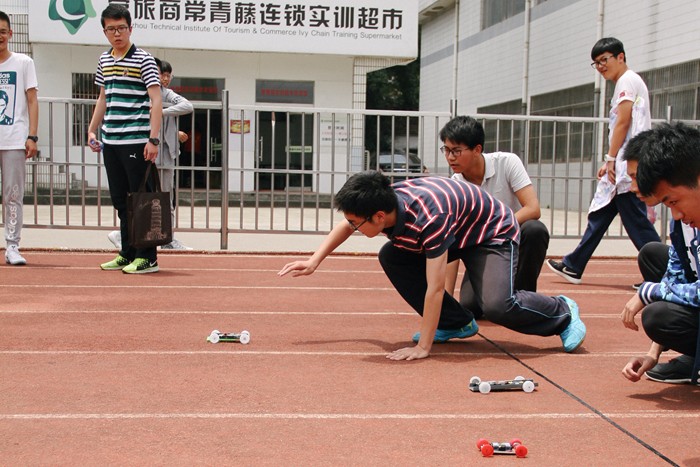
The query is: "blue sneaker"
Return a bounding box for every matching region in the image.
[412,319,479,343]
[559,295,586,352]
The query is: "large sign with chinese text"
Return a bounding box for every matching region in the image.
[30,0,418,58]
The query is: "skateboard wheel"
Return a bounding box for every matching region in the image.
[476,438,490,450]
[469,376,481,385]
[239,330,251,344]
[522,380,535,393]
[514,375,525,381]
[510,438,522,446]
[208,333,220,344]
[211,330,220,335]
[514,444,528,458]
[480,443,494,457]
[478,381,491,394]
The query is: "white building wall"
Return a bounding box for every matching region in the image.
[420,0,700,115]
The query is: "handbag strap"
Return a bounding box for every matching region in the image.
[138,162,162,193]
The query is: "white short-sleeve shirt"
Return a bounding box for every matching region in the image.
[451,151,532,212]
[0,52,38,150]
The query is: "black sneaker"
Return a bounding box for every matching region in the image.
[546,259,582,285]
[645,354,694,384]
[632,282,642,290]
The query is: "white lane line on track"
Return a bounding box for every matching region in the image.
[0,350,657,358]
[0,284,637,294]
[1,411,697,421]
[8,266,639,277]
[0,309,414,315]
[0,310,629,318]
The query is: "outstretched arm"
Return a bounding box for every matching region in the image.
[278,219,354,277]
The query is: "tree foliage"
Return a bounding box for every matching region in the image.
[364,58,420,161]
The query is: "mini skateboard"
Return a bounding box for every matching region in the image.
[207,329,250,344]
[476,438,528,458]
[469,376,537,394]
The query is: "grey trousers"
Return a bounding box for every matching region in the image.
[0,150,26,247]
[378,240,573,337]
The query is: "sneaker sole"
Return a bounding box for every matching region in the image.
[101,266,126,270]
[122,266,159,274]
[412,323,479,343]
[645,373,691,384]
[547,261,582,285]
[6,259,27,266]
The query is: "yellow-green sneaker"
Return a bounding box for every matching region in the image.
[100,255,130,271]
[122,258,159,274]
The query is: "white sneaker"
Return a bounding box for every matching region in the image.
[160,238,193,250]
[108,230,122,250]
[5,245,27,265]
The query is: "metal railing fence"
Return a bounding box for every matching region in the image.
[2,94,684,250]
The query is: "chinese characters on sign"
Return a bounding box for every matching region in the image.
[31,0,418,58]
[108,0,405,30]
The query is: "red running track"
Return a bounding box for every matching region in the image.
[1,252,698,465]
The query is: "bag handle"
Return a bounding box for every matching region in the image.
[137,162,163,193]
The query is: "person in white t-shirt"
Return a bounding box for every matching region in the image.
[0,11,38,266]
[441,116,550,300]
[548,37,660,285]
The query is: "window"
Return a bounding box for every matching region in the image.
[71,73,98,146]
[481,0,548,30]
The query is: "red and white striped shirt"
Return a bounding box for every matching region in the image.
[385,177,519,258]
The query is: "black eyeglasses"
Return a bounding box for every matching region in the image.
[347,217,370,232]
[440,146,467,157]
[104,25,129,35]
[590,54,616,69]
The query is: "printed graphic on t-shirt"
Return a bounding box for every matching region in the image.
[0,71,17,126]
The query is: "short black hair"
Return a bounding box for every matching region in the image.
[0,10,11,29]
[154,57,162,72]
[439,116,485,149]
[634,122,700,196]
[334,170,397,217]
[101,4,131,28]
[621,129,648,163]
[160,60,173,74]
[591,37,626,62]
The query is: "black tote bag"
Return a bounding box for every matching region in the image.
[127,163,173,249]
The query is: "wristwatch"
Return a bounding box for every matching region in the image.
[27,135,38,143]
[148,137,160,146]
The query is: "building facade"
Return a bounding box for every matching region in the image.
[419,0,700,121]
[1,0,419,193]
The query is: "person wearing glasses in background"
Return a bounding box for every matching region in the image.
[441,116,549,301]
[0,11,38,266]
[107,58,193,251]
[548,37,660,286]
[279,170,586,361]
[87,4,162,274]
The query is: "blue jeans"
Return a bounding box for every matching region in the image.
[563,192,660,274]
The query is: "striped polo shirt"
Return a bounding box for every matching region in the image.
[384,177,519,258]
[94,44,160,145]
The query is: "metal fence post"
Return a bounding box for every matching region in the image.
[220,90,229,249]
